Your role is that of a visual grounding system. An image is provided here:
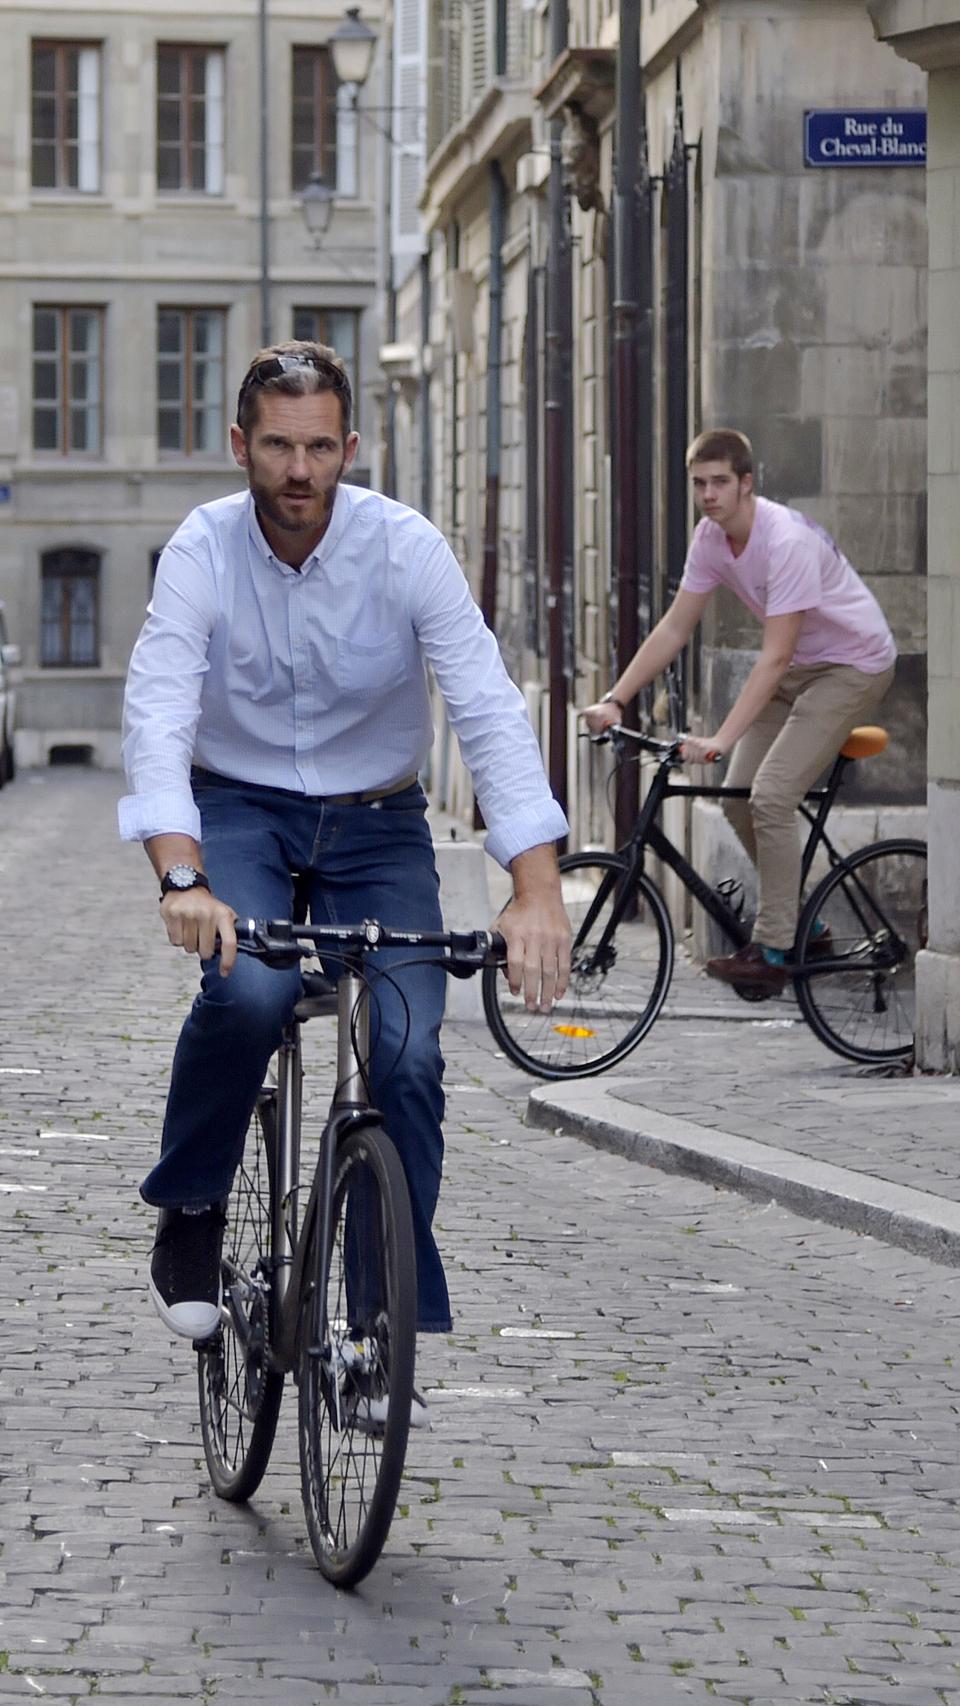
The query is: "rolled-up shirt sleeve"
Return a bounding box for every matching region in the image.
[117,538,217,843]
[409,536,569,867]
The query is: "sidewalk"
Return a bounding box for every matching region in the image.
[524,947,960,1269]
[428,801,960,1271]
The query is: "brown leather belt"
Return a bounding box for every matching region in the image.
[191,766,419,807]
[327,774,419,806]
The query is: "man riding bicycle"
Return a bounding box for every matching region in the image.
[583,428,896,995]
[119,341,571,1413]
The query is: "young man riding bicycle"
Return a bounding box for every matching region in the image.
[119,342,571,1410]
[583,428,896,995]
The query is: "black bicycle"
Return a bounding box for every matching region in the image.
[483,725,927,1078]
[195,917,503,1588]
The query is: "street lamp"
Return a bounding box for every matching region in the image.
[301,171,338,243]
[298,6,378,243]
[328,6,377,88]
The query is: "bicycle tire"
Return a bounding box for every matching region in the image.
[482,852,674,1079]
[298,1121,417,1588]
[197,1091,285,1501]
[794,838,927,1065]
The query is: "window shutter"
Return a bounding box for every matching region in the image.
[77,47,100,192]
[470,0,488,106]
[391,0,428,266]
[204,50,225,195]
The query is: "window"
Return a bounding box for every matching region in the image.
[41,548,100,667]
[292,308,360,426]
[157,45,225,193]
[291,46,338,192]
[32,40,101,192]
[157,308,226,454]
[32,306,103,454]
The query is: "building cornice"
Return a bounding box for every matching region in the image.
[868,1,960,69]
[420,82,532,230]
[640,0,704,82]
[533,46,617,123]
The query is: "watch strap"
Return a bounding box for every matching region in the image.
[159,867,211,901]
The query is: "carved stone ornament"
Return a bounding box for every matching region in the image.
[562,102,604,214]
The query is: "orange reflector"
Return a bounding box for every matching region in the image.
[840,725,889,760]
[553,1024,596,1038]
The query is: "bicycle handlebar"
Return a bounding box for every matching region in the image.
[236,917,506,973]
[588,726,724,764]
[588,726,683,760]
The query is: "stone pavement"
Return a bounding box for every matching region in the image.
[526,945,960,1270]
[2,768,960,1706]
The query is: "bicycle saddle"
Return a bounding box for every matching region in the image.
[840,726,888,760]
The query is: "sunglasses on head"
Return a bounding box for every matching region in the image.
[236,352,350,421]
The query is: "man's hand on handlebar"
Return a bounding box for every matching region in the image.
[160,887,239,975]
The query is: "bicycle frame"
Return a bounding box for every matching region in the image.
[233,918,503,1377]
[259,965,383,1376]
[603,745,860,954]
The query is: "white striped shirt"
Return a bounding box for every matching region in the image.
[118,484,568,868]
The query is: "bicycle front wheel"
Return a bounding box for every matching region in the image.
[198,1090,285,1501]
[794,838,927,1065]
[482,852,674,1079]
[298,1121,417,1588]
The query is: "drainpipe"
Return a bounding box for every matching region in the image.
[419,251,432,517]
[258,0,271,345]
[481,161,505,629]
[544,0,571,825]
[611,0,642,845]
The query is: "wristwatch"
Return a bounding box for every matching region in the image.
[602,691,627,716]
[159,864,211,901]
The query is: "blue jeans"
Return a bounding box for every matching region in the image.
[141,775,452,1332]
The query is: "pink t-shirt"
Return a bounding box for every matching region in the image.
[680,497,896,674]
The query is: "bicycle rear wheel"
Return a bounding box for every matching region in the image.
[197,1090,285,1501]
[794,838,927,1065]
[481,852,674,1079]
[298,1121,416,1588]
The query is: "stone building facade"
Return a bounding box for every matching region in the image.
[395,0,928,900]
[870,0,960,1071]
[0,0,385,767]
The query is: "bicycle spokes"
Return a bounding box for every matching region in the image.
[482,853,674,1078]
[795,840,927,1064]
[197,1108,285,1502]
[298,1127,416,1587]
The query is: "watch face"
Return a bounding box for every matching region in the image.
[167,865,199,889]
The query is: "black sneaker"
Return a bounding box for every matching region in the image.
[149,1204,226,1340]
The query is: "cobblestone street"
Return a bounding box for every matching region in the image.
[2,768,960,1706]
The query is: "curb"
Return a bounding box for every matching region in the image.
[526,1081,960,1269]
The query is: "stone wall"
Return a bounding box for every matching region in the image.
[694,4,928,801]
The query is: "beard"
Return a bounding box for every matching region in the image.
[248,460,345,535]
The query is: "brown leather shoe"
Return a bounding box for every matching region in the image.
[705,942,789,993]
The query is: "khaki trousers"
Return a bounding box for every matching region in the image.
[722,661,895,948]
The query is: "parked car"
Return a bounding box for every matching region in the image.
[0,602,20,786]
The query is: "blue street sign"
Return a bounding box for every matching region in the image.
[804,109,926,168]
[0,485,11,504]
